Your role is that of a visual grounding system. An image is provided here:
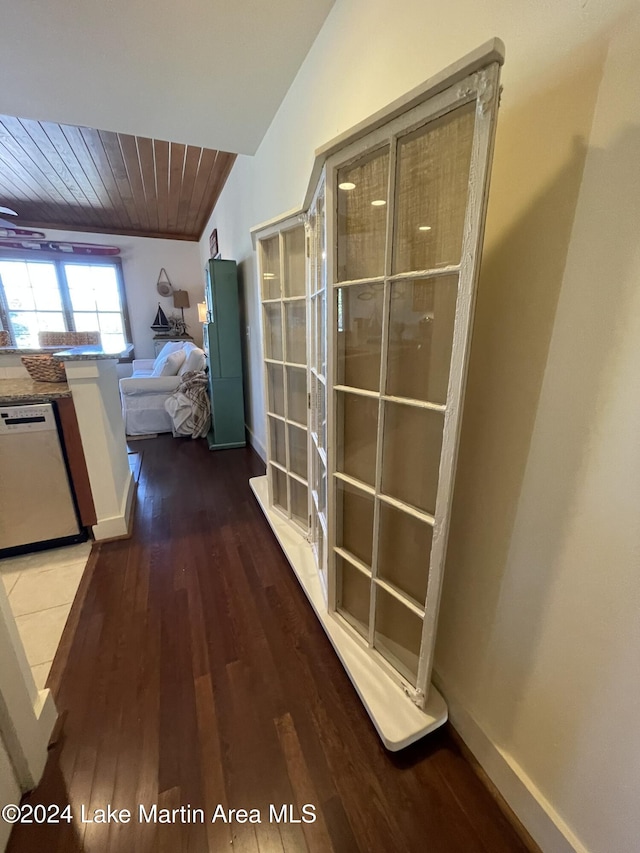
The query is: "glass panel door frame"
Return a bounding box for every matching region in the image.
[257,216,311,535]
[325,63,502,706]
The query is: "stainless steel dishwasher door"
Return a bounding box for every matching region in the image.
[0,402,82,553]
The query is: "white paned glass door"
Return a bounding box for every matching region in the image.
[259,223,309,533]
[328,65,501,706]
[307,179,328,597]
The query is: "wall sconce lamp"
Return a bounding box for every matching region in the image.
[197,302,207,323]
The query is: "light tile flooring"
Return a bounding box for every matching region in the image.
[0,541,92,690]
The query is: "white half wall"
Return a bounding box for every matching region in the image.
[43,228,205,360]
[198,1,640,851]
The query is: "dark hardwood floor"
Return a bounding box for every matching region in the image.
[7,436,530,852]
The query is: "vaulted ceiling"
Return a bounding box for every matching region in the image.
[0,0,335,240]
[0,114,235,240]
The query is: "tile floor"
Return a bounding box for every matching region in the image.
[0,541,91,690]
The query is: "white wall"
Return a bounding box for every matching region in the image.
[199,1,640,851]
[45,229,204,360]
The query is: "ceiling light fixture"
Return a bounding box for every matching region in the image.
[263,272,276,279]
[371,199,386,207]
[338,181,356,190]
[418,225,432,231]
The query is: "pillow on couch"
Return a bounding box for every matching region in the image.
[153,340,185,368]
[151,348,186,377]
[178,344,206,375]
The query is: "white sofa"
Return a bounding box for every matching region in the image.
[119,341,206,435]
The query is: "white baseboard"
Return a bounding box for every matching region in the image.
[433,673,587,853]
[246,424,266,462]
[91,471,135,541]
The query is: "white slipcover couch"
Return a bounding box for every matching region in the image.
[119,341,206,435]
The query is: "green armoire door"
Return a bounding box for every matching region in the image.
[205,259,246,450]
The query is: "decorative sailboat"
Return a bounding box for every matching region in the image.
[150,303,171,333]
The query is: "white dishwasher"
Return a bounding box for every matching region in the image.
[0,402,84,555]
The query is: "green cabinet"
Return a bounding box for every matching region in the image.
[205,259,246,450]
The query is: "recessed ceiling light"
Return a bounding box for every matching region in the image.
[338,181,356,190]
[418,225,432,231]
[371,199,386,207]
[263,272,276,279]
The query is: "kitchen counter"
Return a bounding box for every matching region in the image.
[54,344,134,361]
[0,378,71,404]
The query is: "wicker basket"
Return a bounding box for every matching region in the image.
[21,355,67,383]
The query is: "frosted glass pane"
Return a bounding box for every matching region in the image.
[386,276,458,404]
[378,502,432,605]
[374,587,422,685]
[269,416,286,467]
[336,392,378,487]
[288,424,307,480]
[337,147,389,281]
[336,283,383,391]
[336,555,370,639]
[290,477,308,530]
[266,363,285,416]
[261,236,281,299]
[264,304,283,360]
[283,226,306,297]
[393,103,475,274]
[271,465,287,512]
[336,480,374,568]
[381,402,443,513]
[284,300,306,365]
[287,367,307,425]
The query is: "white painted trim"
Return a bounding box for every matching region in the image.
[0,582,57,794]
[91,470,135,540]
[246,424,267,462]
[251,474,447,750]
[434,674,586,853]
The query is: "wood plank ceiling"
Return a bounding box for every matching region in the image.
[0,114,236,240]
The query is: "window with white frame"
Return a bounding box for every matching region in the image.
[0,257,131,352]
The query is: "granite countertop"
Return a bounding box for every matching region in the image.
[0,377,71,404]
[0,344,134,360]
[54,343,134,361]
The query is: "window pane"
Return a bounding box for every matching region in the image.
[284,300,306,365]
[386,276,458,404]
[336,283,383,391]
[378,502,432,605]
[393,103,475,273]
[381,402,443,514]
[287,367,307,425]
[65,264,121,312]
[374,586,422,685]
[260,236,281,299]
[266,363,285,416]
[269,416,286,467]
[336,479,374,568]
[336,391,378,487]
[337,146,389,281]
[264,304,283,360]
[290,477,308,530]
[271,465,287,513]
[283,226,306,298]
[29,264,62,311]
[97,313,123,335]
[288,424,307,480]
[73,312,100,332]
[336,554,370,639]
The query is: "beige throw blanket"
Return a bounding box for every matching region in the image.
[164,370,211,439]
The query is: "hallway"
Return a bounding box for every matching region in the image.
[7,436,529,852]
